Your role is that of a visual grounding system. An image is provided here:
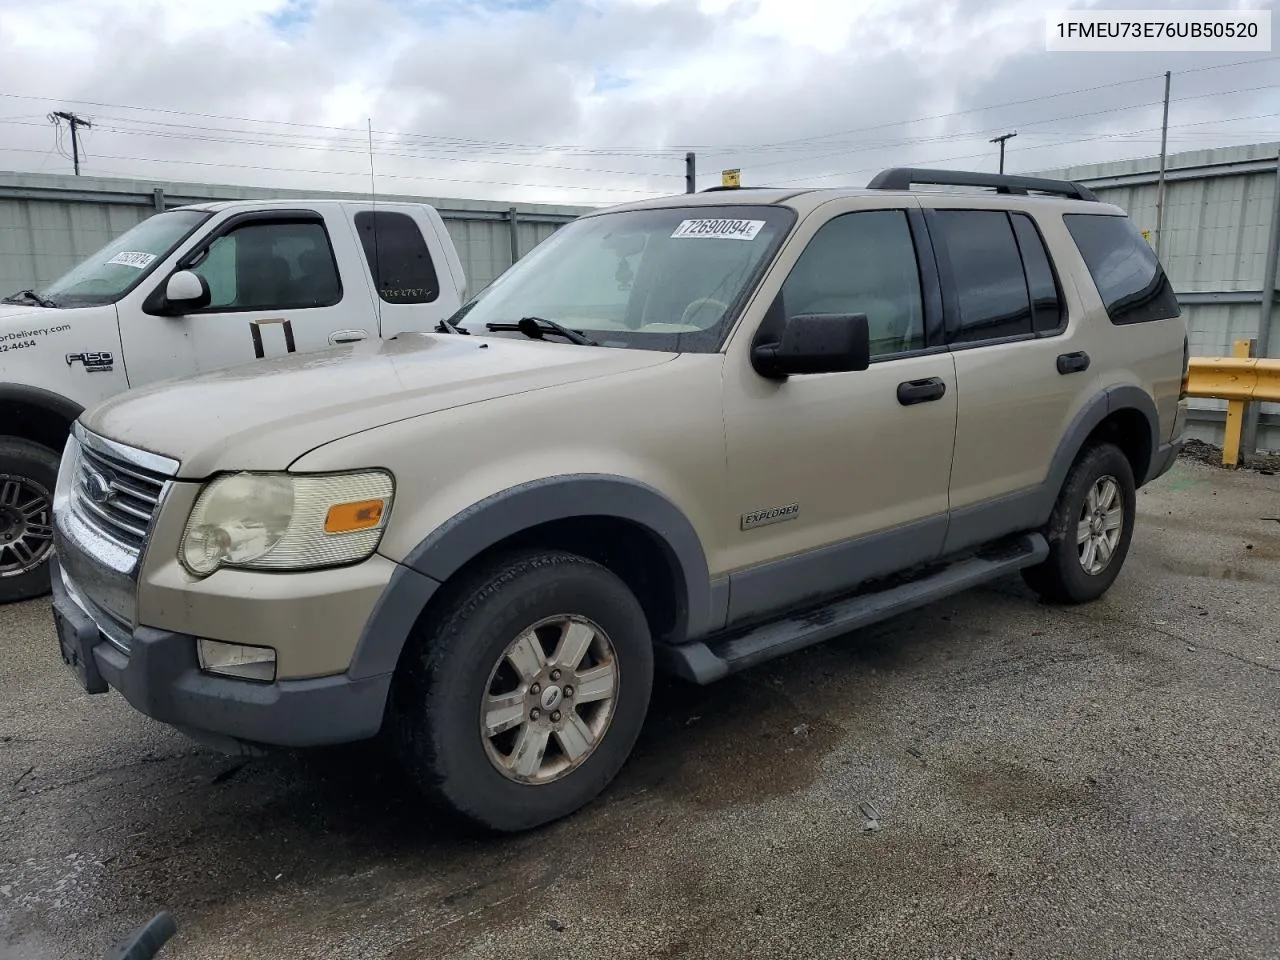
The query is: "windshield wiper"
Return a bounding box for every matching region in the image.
[486,316,598,346]
[2,289,56,308]
[435,318,470,335]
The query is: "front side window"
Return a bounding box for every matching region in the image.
[779,210,925,358]
[451,205,795,352]
[189,220,341,311]
[355,211,440,304]
[1064,213,1180,325]
[935,210,1033,344]
[37,209,210,307]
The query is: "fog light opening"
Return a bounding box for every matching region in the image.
[197,639,277,682]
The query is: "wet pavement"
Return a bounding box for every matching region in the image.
[2,457,1278,959]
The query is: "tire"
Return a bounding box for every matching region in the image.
[1021,442,1136,605]
[388,549,654,833]
[0,438,61,604]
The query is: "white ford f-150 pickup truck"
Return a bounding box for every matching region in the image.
[1,198,468,602]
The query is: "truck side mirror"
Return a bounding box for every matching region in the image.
[750,313,871,379]
[158,271,211,315]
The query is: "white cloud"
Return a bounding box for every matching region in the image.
[0,0,1276,207]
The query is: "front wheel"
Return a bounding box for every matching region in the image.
[389,550,653,832]
[0,438,61,604]
[1022,442,1136,604]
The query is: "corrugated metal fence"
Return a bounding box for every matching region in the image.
[0,170,595,298]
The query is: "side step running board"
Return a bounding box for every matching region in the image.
[656,533,1049,685]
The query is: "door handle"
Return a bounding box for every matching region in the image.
[329,329,368,345]
[896,377,947,406]
[1056,351,1090,374]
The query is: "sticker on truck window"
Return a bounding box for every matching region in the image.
[106,251,157,269]
[670,219,766,241]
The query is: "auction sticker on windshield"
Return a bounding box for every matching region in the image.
[671,219,766,241]
[106,251,158,269]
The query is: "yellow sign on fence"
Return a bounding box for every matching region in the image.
[721,169,741,188]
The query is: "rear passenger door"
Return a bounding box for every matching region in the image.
[928,205,1086,554]
[350,209,450,338]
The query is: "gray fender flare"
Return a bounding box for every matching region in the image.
[348,475,714,681]
[0,383,84,446]
[1033,385,1160,522]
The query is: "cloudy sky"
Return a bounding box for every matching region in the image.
[0,0,1276,208]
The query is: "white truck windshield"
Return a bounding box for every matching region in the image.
[38,209,211,307]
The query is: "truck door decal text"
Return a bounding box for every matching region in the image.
[248,318,297,359]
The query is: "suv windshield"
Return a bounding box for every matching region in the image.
[37,209,211,307]
[452,204,795,352]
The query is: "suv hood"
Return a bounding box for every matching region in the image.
[83,333,675,477]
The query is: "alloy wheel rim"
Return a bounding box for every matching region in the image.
[480,614,619,784]
[1077,475,1123,576]
[0,475,55,578]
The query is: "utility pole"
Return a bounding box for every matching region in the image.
[685,152,696,193]
[1154,70,1172,258]
[990,132,1017,174]
[49,111,92,176]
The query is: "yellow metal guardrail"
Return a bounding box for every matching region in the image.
[1184,338,1280,467]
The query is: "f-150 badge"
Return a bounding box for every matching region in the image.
[66,351,114,372]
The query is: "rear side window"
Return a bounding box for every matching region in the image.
[1063,214,1180,325]
[935,210,1032,343]
[355,211,440,304]
[1010,213,1064,334]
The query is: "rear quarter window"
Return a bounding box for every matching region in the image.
[1063,214,1180,325]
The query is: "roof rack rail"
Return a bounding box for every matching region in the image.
[698,185,777,192]
[866,167,1098,202]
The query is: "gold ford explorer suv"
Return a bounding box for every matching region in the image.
[50,169,1188,832]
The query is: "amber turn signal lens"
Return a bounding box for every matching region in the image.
[324,499,386,534]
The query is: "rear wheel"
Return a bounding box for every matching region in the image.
[1022,442,1136,604]
[389,550,653,832]
[0,438,60,604]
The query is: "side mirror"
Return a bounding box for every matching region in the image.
[160,270,211,314]
[751,313,870,379]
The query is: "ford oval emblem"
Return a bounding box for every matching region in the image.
[83,469,113,505]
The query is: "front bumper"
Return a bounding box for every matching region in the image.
[50,555,391,751]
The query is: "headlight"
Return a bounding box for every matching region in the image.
[180,470,393,576]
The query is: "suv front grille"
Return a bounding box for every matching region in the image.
[71,434,171,553]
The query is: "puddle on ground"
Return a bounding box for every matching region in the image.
[618,674,847,811]
[938,757,1094,816]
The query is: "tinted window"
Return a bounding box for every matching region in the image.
[779,210,925,357]
[355,211,440,304]
[1011,213,1063,334]
[936,210,1032,343]
[191,220,341,311]
[1064,214,1180,325]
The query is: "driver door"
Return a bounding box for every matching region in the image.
[118,211,360,387]
[720,200,959,625]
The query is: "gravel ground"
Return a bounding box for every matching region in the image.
[2,457,1278,960]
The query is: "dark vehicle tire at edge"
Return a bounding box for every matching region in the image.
[0,437,60,604]
[1022,441,1137,605]
[388,549,654,833]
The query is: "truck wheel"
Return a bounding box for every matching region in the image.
[389,550,654,832]
[0,438,60,604]
[1022,442,1136,605]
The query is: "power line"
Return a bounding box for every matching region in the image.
[0,118,677,178]
[750,82,1280,180]
[0,145,660,195]
[742,53,1280,152]
[769,108,1280,186]
[4,53,1275,162]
